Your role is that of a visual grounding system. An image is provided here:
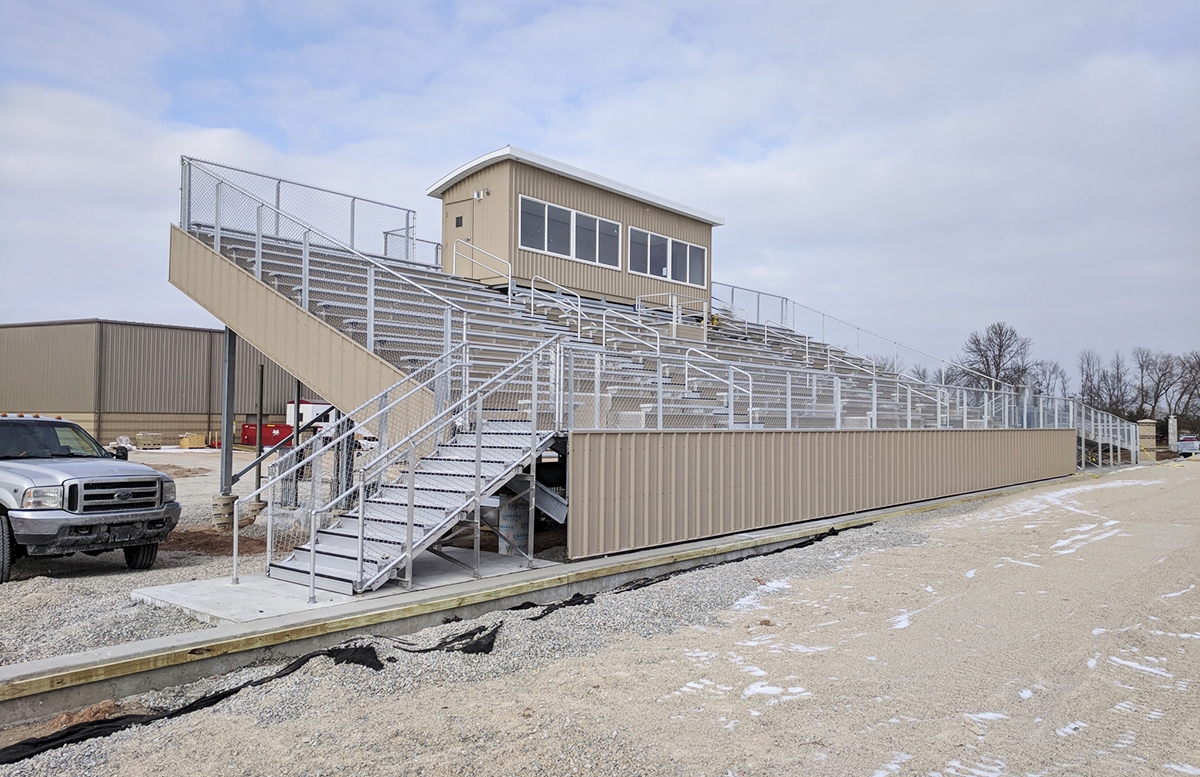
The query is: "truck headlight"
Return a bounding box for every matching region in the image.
[162,480,176,503]
[21,486,63,510]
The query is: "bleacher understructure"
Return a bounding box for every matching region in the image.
[171,157,1138,596]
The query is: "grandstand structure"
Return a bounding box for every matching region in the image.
[170,150,1138,597]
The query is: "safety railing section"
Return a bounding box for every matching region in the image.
[181,158,471,360]
[182,157,424,264]
[229,348,467,591]
[451,239,514,303]
[528,276,584,336]
[636,291,709,339]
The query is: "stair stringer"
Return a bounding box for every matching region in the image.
[359,431,559,590]
[168,225,434,422]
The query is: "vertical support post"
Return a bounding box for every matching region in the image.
[266,483,274,568]
[656,359,664,430]
[254,205,263,280]
[593,353,601,429]
[473,397,483,576]
[274,179,281,235]
[1023,389,1030,429]
[906,384,912,429]
[871,380,877,429]
[834,376,842,430]
[528,358,538,569]
[554,341,564,432]
[232,502,240,585]
[356,474,366,590]
[727,365,735,430]
[180,159,191,232]
[349,197,356,250]
[568,349,575,432]
[219,328,237,496]
[366,266,376,353]
[214,181,223,255]
[786,372,792,431]
[1038,396,1044,429]
[406,447,416,589]
[301,231,311,310]
[254,364,264,492]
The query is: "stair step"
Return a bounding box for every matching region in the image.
[267,559,358,595]
[291,544,385,575]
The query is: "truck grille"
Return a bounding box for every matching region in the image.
[67,479,161,513]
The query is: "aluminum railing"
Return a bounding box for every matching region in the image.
[528,276,583,335]
[451,239,514,304]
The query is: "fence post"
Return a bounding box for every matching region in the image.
[834,376,842,430]
[214,181,223,255]
[727,366,735,429]
[473,396,483,575]
[871,380,877,429]
[357,474,366,590]
[301,230,311,309]
[254,205,263,280]
[568,349,575,432]
[180,159,191,232]
[349,197,356,250]
[657,359,664,430]
[406,447,416,590]
[593,353,601,428]
[906,384,912,429]
[786,372,792,431]
[366,266,376,353]
[529,358,539,569]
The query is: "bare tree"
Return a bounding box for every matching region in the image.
[955,322,1032,389]
[1077,349,1104,407]
[1099,351,1135,417]
[1028,359,1070,397]
[1132,347,1177,419]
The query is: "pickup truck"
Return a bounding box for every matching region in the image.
[0,414,180,583]
[1180,433,1198,458]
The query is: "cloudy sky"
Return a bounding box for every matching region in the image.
[1,1,1197,376]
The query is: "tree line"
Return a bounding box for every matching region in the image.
[910,322,1199,428]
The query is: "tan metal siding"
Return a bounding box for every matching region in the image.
[100,322,214,413]
[169,226,434,436]
[440,161,513,284]
[568,428,1076,559]
[511,163,712,303]
[0,321,98,412]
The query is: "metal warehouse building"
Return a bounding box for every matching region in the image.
[0,318,317,444]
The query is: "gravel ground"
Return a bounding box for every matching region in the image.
[4,460,1196,776]
[0,450,265,666]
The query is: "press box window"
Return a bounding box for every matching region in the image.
[628,228,706,287]
[519,196,620,268]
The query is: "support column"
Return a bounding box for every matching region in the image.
[219,328,237,496]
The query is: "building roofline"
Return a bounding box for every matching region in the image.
[0,318,223,334]
[425,146,725,226]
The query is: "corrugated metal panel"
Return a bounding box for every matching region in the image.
[511,163,712,303]
[567,428,1077,559]
[439,161,715,304]
[0,321,98,412]
[100,321,214,413]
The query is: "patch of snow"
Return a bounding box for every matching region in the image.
[966,569,977,578]
[1000,556,1042,567]
[787,644,832,653]
[964,712,1010,725]
[870,752,913,776]
[1163,584,1195,598]
[1109,656,1174,678]
[1051,524,1124,555]
[1019,689,1033,699]
[742,681,784,698]
[889,612,911,629]
[1164,764,1200,775]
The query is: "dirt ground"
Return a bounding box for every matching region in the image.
[4,460,1196,775]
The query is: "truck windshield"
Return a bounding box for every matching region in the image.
[0,420,109,459]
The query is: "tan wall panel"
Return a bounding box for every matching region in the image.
[438,161,715,304]
[168,227,434,436]
[568,428,1077,559]
[0,321,98,412]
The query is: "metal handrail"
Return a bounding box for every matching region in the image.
[451,239,513,303]
[529,276,583,335]
[601,308,661,353]
[685,348,753,397]
[184,159,468,318]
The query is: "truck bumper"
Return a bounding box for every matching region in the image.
[8,503,181,555]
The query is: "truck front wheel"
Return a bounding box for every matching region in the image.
[1,515,14,583]
[123,543,158,570]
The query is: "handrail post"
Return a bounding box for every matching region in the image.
[406,447,416,589]
[366,265,376,353]
[214,181,223,254]
[473,396,483,576]
[727,365,734,429]
[254,205,263,280]
[834,376,842,430]
[301,230,311,309]
[593,353,601,428]
[356,471,366,591]
[786,372,792,431]
[307,502,317,605]
[265,482,275,568]
[231,500,240,585]
[528,357,538,569]
[656,358,664,430]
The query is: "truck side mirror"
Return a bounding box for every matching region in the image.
[113,446,128,460]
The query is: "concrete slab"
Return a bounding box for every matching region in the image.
[132,548,559,624]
